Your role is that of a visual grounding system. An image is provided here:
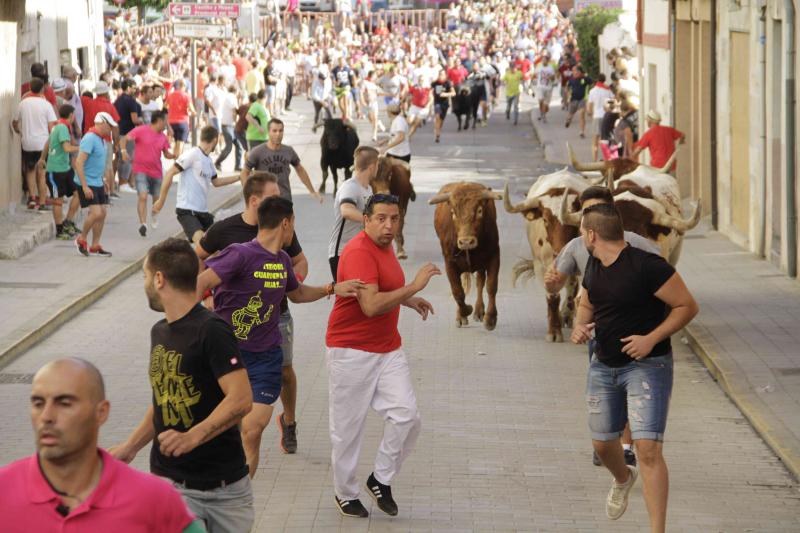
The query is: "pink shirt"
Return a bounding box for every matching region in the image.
[128,124,170,178]
[0,449,194,533]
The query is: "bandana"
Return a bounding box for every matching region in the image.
[87,126,111,143]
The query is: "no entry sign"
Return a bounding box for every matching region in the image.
[168,3,241,19]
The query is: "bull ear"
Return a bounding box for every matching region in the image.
[428,193,451,205]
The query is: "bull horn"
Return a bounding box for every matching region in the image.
[589,174,607,186]
[606,168,615,190]
[481,190,503,201]
[428,192,451,205]
[658,150,678,173]
[651,198,703,233]
[503,182,540,213]
[559,191,582,227]
[568,142,606,172]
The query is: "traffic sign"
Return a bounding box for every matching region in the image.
[168,3,241,18]
[173,22,231,39]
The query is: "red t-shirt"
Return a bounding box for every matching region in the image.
[514,58,532,80]
[446,66,468,87]
[232,57,250,81]
[409,86,431,108]
[326,231,405,353]
[166,90,191,124]
[81,96,121,133]
[21,82,57,108]
[636,125,683,169]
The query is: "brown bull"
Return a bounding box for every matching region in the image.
[371,156,416,260]
[430,182,502,330]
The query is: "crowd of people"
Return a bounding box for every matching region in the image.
[5,2,694,533]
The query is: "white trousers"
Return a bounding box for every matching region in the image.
[326,346,422,500]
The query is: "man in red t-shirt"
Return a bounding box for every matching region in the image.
[325,194,439,519]
[407,82,432,137]
[631,110,685,172]
[164,79,196,156]
[21,63,58,110]
[446,59,468,88]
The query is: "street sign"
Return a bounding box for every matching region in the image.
[168,3,241,19]
[173,22,231,39]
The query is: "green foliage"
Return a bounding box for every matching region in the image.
[573,5,623,79]
[106,0,169,24]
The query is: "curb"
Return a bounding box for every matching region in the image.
[684,323,800,481]
[0,189,244,370]
[530,105,800,482]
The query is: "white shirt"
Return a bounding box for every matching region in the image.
[218,91,238,126]
[387,115,410,157]
[587,85,614,119]
[312,77,332,102]
[16,96,56,152]
[175,147,217,212]
[205,85,223,116]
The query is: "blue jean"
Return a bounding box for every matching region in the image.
[215,125,241,169]
[118,138,136,183]
[506,95,519,123]
[585,353,673,442]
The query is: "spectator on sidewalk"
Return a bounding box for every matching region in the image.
[81,81,123,198]
[586,74,614,161]
[13,77,57,210]
[502,62,523,126]
[39,104,81,240]
[631,110,685,172]
[114,78,143,191]
[74,112,116,257]
[245,89,270,151]
[614,99,639,159]
[0,357,201,532]
[325,194,438,518]
[21,63,58,109]
[565,65,592,138]
[111,238,255,533]
[127,110,176,237]
[165,79,195,157]
[572,203,698,532]
[152,126,240,244]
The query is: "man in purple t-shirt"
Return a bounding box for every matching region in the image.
[197,196,364,478]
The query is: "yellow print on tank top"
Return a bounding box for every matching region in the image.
[149,345,202,428]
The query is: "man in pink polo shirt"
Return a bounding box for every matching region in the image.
[127,109,176,237]
[0,357,202,533]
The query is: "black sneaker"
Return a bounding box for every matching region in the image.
[624,448,637,467]
[75,237,89,257]
[278,413,297,454]
[366,472,398,516]
[592,450,602,466]
[334,496,369,518]
[139,224,147,237]
[90,246,112,257]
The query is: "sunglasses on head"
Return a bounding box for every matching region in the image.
[366,193,399,208]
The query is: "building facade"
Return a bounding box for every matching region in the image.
[639,0,800,278]
[2,0,105,213]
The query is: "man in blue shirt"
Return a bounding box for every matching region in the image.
[74,112,115,257]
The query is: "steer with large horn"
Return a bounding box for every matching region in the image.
[431,182,503,330]
[559,164,702,265]
[567,142,678,188]
[503,168,589,342]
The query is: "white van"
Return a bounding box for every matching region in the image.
[299,0,336,11]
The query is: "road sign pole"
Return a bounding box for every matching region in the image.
[191,38,197,147]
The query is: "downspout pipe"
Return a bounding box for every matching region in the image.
[710,0,718,229]
[786,0,797,277]
[759,4,767,258]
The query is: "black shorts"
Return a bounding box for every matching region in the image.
[47,170,76,198]
[170,122,189,142]
[434,103,448,119]
[22,150,41,172]
[176,208,214,240]
[77,184,108,207]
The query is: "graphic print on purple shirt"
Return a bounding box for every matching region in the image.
[205,240,299,351]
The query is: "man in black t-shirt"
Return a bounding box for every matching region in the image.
[430,70,455,143]
[196,171,307,456]
[110,238,254,533]
[571,204,698,530]
[114,78,142,190]
[332,57,355,120]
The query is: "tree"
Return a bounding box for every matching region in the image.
[572,5,622,79]
[107,0,169,25]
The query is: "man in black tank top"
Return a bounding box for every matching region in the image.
[571,203,698,531]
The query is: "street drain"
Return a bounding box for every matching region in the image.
[0,373,35,384]
[775,368,800,376]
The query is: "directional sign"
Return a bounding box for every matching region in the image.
[168,3,241,19]
[173,22,231,39]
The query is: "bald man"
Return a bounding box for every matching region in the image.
[0,358,203,532]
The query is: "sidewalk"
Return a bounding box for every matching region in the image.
[0,103,317,369]
[531,103,800,480]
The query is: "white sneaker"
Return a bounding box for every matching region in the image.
[377,120,386,132]
[150,213,159,230]
[119,183,137,194]
[606,465,637,520]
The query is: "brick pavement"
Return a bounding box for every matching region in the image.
[0,96,798,531]
[530,101,800,481]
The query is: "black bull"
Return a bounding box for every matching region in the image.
[319,119,359,194]
[451,84,480,131]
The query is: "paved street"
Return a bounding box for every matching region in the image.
[1,96,799,531]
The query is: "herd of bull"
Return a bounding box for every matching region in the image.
[317,120,702,342]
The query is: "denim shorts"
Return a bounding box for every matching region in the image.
[134,173,161,196]
[240,346,283,405]
[585,353,673,442]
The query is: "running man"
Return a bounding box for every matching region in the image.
[332,57,355,120]
[152,126,240,244]
[196,172,308,455]
[196,196,364,477]
[430,70,455,144]
[502,62,523,126]
[326,194,439,518]
[572,204,698,532]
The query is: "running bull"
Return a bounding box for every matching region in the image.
[370,156,416,260]
[319,118,359,195]
[504,168,590,342]
[430,182,502,330]
[567,142,677,184]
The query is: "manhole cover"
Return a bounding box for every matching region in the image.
[776,368,800,376]
[0,373,34,384]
